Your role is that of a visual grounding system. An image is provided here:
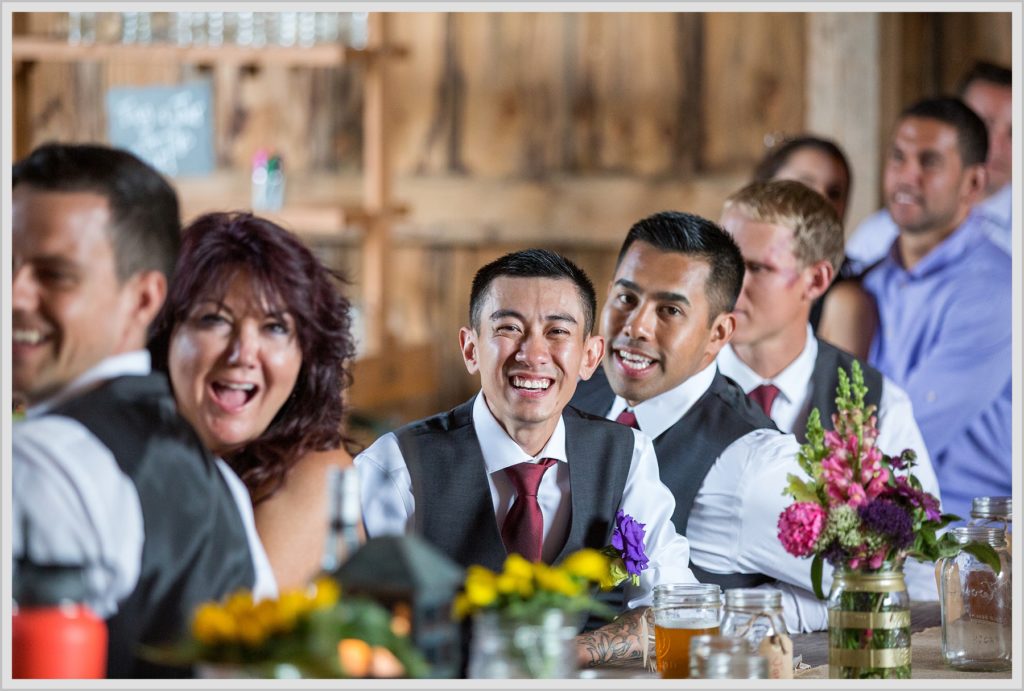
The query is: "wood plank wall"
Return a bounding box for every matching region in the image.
[13,11,1013,419]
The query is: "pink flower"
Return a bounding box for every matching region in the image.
[777,502,827,557]
[846,483,867,508]
[860,446,890,500]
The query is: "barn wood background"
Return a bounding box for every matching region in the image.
[12,12,1012,427]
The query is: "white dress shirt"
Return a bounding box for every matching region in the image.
[717,330,943,602]
[355,391,696,608]
[13,351,277,617]
[603,362,826,632]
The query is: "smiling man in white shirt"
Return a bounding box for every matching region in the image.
[11,143,275,677]
[356,248,694,668]
[570,211,835,633]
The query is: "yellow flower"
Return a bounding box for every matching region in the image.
[502,553,534,580]
[252,598,286,634]
[236,611,269,647]
[562,548,612,584]
[452,593,474,620]
[277,589,311,627]
[464,566,499,607]
[192,603,235,645]
[534,563,584,597]
[310,577,341,609]
[224,590,255,618]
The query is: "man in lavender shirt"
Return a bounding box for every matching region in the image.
[862,97,1011,521]
[846,62,1012,272]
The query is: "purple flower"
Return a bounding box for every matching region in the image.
[611,510,649,577]
[888,476,942,522]
[858,499,914,549]
[820,540,849,568]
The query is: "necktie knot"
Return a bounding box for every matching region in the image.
[748,383,781,417]
[501,458,557,562]
[503,457,557,497]
[615,408,640,429]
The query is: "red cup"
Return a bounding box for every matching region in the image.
[13,603,107,678]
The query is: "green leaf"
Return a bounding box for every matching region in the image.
[784,474,818,502]
[811,554,825,600]
[961,542,1003,575]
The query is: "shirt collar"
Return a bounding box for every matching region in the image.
[976,183,1012,227]
[26,350,152,419]
[885,210,988,279]
[608,360,717,439]
[717,325,817,407]
[472,391,568,475]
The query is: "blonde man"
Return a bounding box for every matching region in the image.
[716,179,941,601]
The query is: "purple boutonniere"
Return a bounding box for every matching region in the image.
[602,510,649,587]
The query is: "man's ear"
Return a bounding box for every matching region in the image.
[962,163,988,204]
[459,326,480,375]
[805,259,835,302]
[578,334,605,381]
[704,311,736,363]
[123,270,166,349]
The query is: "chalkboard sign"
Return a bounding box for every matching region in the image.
[106,81,215,178]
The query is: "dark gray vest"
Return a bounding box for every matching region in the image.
[54,373,256,678]
[394,396,634,571]
[795,340,884,442]
[571,367,778,589]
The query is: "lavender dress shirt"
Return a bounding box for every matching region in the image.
[863,214,1012,521]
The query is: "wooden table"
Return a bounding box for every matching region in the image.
[587,601,1012,680]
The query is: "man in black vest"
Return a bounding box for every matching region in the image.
[571,211,833,633]
[12,143,274,677]
[715,180,942,601]
[356,249,695,668]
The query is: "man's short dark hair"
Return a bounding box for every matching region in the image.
[616,211,744,323]
[899,97,989,168]
[469,249,598,335]
[957,61,1012,95]
[13,142,181,282]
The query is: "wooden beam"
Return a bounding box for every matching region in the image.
[805,12,882,233]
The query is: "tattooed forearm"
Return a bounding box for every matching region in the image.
[575,607,646,668]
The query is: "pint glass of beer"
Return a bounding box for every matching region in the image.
[652,583,722,679]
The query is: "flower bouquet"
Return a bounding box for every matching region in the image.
[776,362,999,678]
[148,578,428,678]
[456,512,649,678]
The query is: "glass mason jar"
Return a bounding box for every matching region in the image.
[688,634,749,678]
[939,526,1012,672]
[466,609,577,679]
[968,497,1012,551]
[827,564,911,679]
[698,651,768,679]
[649,583,722,679]
[720,588,792,678]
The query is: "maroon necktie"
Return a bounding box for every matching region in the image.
[615,408,640,429]
[748,383,781,417]
[500,458,558,562]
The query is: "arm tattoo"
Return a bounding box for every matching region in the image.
[575,607,646,667]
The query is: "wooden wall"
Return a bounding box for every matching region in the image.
[12,11,1013,422]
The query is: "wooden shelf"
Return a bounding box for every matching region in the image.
[11,36,406,68]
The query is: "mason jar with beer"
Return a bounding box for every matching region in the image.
[651,583,722,678]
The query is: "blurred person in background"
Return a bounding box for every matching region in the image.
[847,61,1012,268]
[861,97,1010,521]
